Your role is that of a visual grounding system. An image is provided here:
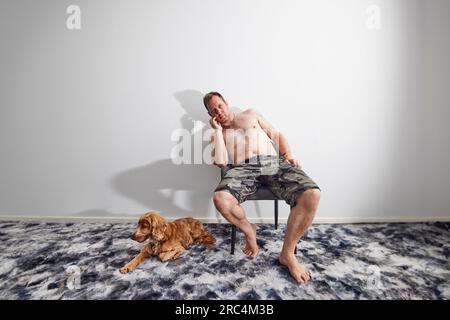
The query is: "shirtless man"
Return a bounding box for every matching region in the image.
[204,91,321,284]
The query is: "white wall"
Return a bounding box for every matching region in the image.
[0,0,449,222]
[423,0,450,218]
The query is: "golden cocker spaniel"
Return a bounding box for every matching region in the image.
[119,211,215,273]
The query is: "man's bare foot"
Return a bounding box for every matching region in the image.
[279,253,311,284]
[242,224,258,257]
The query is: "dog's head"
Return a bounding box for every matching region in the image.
[131,211,168,243]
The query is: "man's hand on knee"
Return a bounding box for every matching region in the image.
[284,157,302,168]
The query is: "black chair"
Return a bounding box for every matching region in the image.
[220,165,297,255]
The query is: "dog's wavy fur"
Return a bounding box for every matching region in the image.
[120,211,215,273]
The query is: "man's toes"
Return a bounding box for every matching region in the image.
[301,271,311,283]
[296,275,305,284]
[243,249,257,257]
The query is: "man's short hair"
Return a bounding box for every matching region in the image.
[203,92,226,112]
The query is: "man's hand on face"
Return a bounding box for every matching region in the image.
[209,117,222,130]
[285,157,302,168]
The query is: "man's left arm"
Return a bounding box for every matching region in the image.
[251,109,302,168]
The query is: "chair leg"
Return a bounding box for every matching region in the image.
[231,225,236,255]
[274,199,278,230]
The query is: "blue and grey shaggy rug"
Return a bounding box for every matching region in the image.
[0,221,448,299]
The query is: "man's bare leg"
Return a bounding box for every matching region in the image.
[213,191,258,257]
[279,188,321,284]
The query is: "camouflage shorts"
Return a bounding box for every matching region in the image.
[214,155,321,207]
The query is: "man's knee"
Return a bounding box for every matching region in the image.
[295,188,321,211]
[306,188,321,202]
[213,191,235,210]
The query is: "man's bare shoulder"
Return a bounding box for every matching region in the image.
[242,108,258,115]
[239,108,260,118]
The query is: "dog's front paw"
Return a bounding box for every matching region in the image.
[119,266,131,274]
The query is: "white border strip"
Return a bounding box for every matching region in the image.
[0,215,449,224]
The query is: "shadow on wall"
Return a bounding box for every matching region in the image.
[110,89,222,219]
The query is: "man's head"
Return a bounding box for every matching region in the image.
[203,91,233,126]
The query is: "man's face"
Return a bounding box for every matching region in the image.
[207,95,230,125]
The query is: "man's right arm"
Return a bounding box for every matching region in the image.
[210,117,228,167]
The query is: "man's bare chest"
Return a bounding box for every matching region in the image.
[222,116,260,140]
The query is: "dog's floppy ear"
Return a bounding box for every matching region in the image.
[149,213,168,241]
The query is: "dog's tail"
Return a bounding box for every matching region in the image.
[196,230,216,248]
